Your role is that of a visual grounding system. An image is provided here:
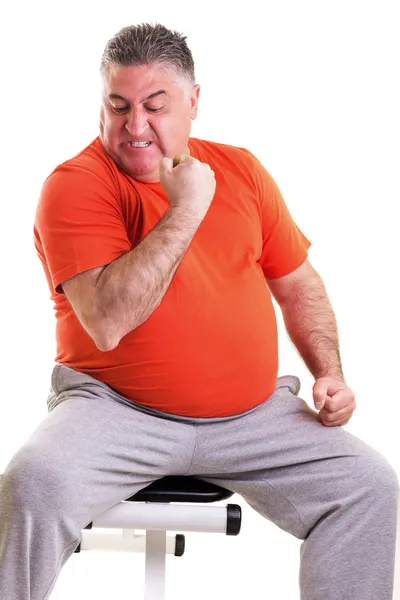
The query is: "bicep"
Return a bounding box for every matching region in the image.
[35,166,132,298]
[248,155,312,279]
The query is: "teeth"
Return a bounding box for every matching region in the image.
[131,141,150,147]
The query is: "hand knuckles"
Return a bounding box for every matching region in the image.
[327,401,342,413]
[324,412,336,422]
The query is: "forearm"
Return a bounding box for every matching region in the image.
[279,275,345,381]
[94,207,200,350]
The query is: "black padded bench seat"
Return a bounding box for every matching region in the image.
[126,476,234,503]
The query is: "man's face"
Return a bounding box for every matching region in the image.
[100,63,200,183]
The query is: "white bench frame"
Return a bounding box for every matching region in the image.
[77,499,241,600]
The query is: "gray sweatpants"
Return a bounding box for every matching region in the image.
[0,363,398,599]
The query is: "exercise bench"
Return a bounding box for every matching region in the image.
[75,475,242,600]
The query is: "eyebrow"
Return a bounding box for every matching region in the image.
[108,90,168,103]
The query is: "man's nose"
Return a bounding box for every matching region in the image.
[125,109,149,138]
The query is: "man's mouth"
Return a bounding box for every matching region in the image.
[129,141,152,148]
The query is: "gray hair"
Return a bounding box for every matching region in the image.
[100,23,196,85]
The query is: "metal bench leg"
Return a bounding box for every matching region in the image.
[144,530,167,600]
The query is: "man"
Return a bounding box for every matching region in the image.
[0,22,398,600]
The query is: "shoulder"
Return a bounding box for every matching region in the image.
[188,137,265,180]
[189,137,271,189]
[189,136,257,166]
[46,137,118,186]
[40,138,121,201]
[36,138,123,225]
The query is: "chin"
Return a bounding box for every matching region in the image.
[124,161,159,182]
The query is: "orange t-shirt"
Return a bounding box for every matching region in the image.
[34,137,311,417]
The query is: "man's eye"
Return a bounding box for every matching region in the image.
[146,107,164,113]
[112,106,129,113]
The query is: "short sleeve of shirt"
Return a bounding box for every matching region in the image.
[34,163,132,295]
[242,149,312,279]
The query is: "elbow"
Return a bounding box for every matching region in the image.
[94,337,119,352]
[90,319,120,353]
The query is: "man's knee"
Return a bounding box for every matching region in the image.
[1,444,72,513]
[354,446,399,504]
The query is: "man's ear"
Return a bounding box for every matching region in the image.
[191,84,200,120]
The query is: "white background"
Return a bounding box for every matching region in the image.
[0,1,399,598]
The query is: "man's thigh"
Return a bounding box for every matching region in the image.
[2,383,196,529]
[190,377,398,539]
